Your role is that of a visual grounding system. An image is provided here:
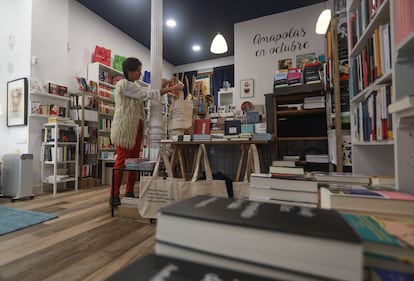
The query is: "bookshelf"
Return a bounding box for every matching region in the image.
[69,91,99,187]
[265,83,328,169]
[30,92,70,118]
[347,0,395,178]
[389,0,414,193]
[87,62,119,184]
[40,122,79,195]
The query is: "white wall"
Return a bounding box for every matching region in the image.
[175,56,234,74]
[234,3,326,108]
[0,0,32,156]
[3,0,178,189]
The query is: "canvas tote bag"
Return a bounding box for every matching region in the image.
[191,144,228,197]
[168,99,193,130]
[138,149,193,218]
[232,144,261,199]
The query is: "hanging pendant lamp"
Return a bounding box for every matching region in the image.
[315,8,332,34]
[210,32,228,54]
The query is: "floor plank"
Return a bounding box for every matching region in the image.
[0,185,156,281]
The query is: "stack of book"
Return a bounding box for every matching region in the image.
[319,183,414,216]
[341,213,414,276]
[310,171,371,185]
[192,134,211,142]
[274,72,288,88]
[303,95,325,109]
[106,253,277,281]
[155,196,363,281]
[303,62,321,84]
[269,160,305,176]
[249,173,319,208]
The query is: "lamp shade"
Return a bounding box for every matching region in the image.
[315,9,332,34]
[210,32,228,54]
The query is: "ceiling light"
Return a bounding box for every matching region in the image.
[210,32,228,54]
[166,19,176,28]
[315,9,331,34]
[192,45,201,51]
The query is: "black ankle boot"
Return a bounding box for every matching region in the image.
[124,192,135,198]
[109,196,121,207]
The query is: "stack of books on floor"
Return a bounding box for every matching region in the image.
[249,173,319,208]
[155,196,363,281]
[341,213,414,277]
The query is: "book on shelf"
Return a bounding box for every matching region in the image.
[320,185,414,216]
[106,253,278,281]
[156,196,363,281]
[310,171,371,184]
[341,213,414,262]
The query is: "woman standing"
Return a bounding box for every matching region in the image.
[110,57,183,206]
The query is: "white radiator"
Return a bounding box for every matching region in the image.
[1,153,34,201]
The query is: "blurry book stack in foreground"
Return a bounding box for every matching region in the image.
[341,213,414,277]
[106,253,278,281]
[155,196,363,281]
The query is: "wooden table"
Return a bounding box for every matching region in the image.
[160,140,271,181]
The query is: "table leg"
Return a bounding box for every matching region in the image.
[236,144,248,182]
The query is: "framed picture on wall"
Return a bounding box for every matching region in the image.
[240,79,254,98]
[7,77,28,127]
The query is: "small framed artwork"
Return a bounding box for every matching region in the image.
[240,79,254,98]
[7,77,28,127]
[278,58,292,73]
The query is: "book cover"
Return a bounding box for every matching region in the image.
[193,119,211,135]
[106,253,277,281]
[341,213,414,260]
[156,242,330,281]
[158,196,359,242]
[156,196,363,280]
[320,186,414,216]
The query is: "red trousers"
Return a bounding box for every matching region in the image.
[111,122,143,197]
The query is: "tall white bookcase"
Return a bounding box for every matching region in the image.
[347,0,414,194]
[40,122,79,195]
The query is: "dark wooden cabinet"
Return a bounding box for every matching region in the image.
[265,83,329,163]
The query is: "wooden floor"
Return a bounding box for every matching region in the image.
[0,185,155,281]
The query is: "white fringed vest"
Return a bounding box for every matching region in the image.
[110,79,145,149]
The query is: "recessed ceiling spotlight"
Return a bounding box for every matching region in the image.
[166,19,176,27]
[192,45,201,51]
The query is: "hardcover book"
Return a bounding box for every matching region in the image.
[310,171,371,184]
[250,173,318,193]
[341,213,414,261]
[320,185,414,215]
[106,253,277,281]
[156,196,363,281]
